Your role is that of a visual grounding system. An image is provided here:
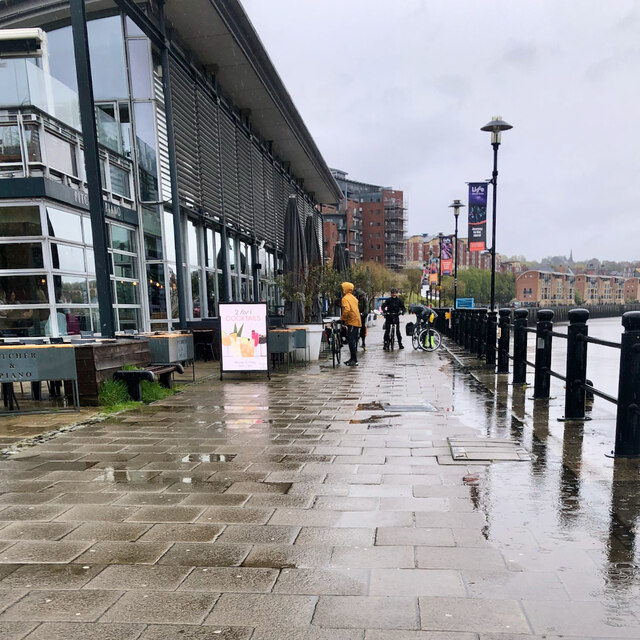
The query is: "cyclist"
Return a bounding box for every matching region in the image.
[382,288,405,350]
[340,281,361,366]
[408,303,437,326]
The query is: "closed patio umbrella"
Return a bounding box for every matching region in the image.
[283,195,307,324]
[305,216,323,322]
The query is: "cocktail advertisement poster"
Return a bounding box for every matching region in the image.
[219,302,269,373]
[468,182,487,251]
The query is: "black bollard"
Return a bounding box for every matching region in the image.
[613,311,640,456]
[486,310,498,366]
[464,310,472,350]
[562,308,589,421]
[533,309,554,399]
[497,308,511,374]
[512,308,529,384]
[476,309,487,358]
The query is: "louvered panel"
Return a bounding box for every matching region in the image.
[315,212,324,263]
[153,69,171,203]
[262,159,276,245]
[251,143,266,239]
[273,167,285,248]
[195,87,222,217]
[236,128,253,230]
[296,193,306,230]
[219,109,239,224]
[168,59,200,210]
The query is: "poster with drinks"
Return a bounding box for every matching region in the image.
[468,182,488,251]
[440,235,453,275]
[219,302,269,373]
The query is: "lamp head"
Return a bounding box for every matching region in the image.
[448,199,465,218]
[481,116,513,144]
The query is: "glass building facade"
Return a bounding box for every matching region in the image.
[0,5,333,337]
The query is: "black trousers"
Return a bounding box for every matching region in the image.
[347,324,360,362]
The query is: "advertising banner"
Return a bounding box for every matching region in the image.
[468,182,488,251]
[429,258,438,285]
[219,302,269,373]
[440,236,453,275]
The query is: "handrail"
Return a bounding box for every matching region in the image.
[450,306,640,456]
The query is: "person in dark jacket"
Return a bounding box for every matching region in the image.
[381,288,405,349]
[356,289,369,351]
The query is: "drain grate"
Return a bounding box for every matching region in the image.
[447,438,531,462]
[381,402,437,412]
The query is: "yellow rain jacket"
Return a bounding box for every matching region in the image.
[340,282,362,327]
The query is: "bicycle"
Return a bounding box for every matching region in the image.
[324,318,343,367]
[409,310,441,352]
[384,313,400,351]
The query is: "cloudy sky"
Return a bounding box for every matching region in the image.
[241,0,640,263]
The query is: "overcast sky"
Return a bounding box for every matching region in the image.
[240,0,640,263]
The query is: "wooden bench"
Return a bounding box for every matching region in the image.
[113,363,184,401]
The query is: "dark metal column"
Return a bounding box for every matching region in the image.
[563,308,589,421]
[158,0,187,328]
[69,0,115,337]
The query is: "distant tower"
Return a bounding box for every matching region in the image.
[568,249,575,267]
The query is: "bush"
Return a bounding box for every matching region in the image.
[140,379,176,403]
[98,379,139,413]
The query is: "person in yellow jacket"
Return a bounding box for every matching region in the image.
[340,281,362,366]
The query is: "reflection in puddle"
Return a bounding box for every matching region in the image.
[180,454,236,463]
[93,469,162,483]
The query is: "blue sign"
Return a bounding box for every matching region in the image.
[456,298,474,309]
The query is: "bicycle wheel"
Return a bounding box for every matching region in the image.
[331,332,341,366]
[412,324,422,350]
[389,324,395,350]
[419,327,441,352]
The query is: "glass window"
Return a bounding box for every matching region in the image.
[128,38,152,99]
[188,221,199,267]
[57,307,91,335]
[0,125,22,163]
[47,208,83,243]
[142,207,162,259]
[96,103,121,153]
[110,225,135,252]
[44,131,77,176]
[110,164,131,198]
[86,248,95,274]
[114,279,139,305]
[51,243,85,272]
[206,271,216,317]
[147,263,167,319]
[134,102,158,201]
[167,264,178,319]
[205,229,214,268]
[191,269,201,318]
[164,211,176,262]
[113,252,137,279]
[0,275,48,304]
[83,216,93,246]
[54,275,88,304]
[24,125,41,163]
[0,206,41,237]
[125,17,145,37]
[87,16,128,100]
[228,237,236,272]
[0,243,43,269]
[0,308,50,338]
[117,307,140,331]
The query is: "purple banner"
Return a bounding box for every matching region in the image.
[468,182,488,252]
[440,235,453,276]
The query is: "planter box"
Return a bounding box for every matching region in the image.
[285,323,324,361]
[73,339,150,405]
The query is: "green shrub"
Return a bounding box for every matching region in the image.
[120,363,142,371]
[140,379,176,403]
[98,379,139,413]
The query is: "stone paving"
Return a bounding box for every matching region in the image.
[0,322,638,639]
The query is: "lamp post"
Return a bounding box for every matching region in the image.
[448,199,465,310]
[481,116,512,366]
[437,232,443,307]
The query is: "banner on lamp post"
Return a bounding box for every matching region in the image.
[468,182,488,251]
[429,258,438,285]
[440,236,453,276]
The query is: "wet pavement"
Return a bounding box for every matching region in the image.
[0,321,639,639]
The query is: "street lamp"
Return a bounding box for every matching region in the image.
[448,199,465,310]
[481,115,512,366]
[437,232,443,307]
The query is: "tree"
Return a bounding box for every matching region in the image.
[404,268,422,301]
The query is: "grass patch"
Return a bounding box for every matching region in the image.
[98,379,140,414]
[140,379,178,403]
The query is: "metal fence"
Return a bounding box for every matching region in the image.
[443,307,640,457]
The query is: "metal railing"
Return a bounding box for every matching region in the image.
[449,307,640,457]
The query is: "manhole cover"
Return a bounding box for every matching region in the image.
[382,402,437,412]
[447,438,531,462]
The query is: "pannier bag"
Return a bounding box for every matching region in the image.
[405,321,415,336]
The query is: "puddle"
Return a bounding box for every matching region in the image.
[356,402,384,411]
[350,414,401,424]
[180,454,236,462]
